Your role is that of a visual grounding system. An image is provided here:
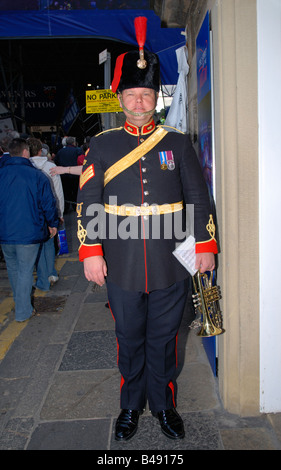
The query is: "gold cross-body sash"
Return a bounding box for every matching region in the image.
[103,126,168,187]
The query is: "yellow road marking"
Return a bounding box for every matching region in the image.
[0,254,79,360]
[55,256,77,272]
[0,297,14,323]
[0,321,27,359]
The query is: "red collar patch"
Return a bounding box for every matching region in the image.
[124,120,156,136]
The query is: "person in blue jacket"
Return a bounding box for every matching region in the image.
[0,138,59,322]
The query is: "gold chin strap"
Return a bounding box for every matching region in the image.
[104,201,183,217]
[118,94,156,117]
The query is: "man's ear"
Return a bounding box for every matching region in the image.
[117,93,123,109]
[22,148,30,159]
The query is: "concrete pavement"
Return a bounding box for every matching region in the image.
[0,210,281,452]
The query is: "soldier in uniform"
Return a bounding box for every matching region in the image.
[76,18,218,441]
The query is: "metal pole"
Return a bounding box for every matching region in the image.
[19,45,26,134]
[104,52,111,130]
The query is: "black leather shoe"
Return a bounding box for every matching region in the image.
[115,409,141,441]
[154,408,185,439]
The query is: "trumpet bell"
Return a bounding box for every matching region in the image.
[197,317,225,337]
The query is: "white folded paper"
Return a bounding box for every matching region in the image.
[173,235,197,276]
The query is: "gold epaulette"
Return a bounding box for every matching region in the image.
[95,127,123,138]
[159,125,185,135]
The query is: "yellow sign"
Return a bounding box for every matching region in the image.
[86,89,122,114]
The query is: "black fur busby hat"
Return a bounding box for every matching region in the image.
[111,50,160,93]
[111,17,160,94]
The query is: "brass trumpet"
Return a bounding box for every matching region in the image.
[191,270,225,337]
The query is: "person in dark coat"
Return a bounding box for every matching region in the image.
[76,17,218,441]
[54,136,82,211]
[0,138,58,322]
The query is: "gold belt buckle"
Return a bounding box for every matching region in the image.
[152,204,160,215]
[140,203,150,216]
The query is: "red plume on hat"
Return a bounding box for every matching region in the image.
[134,16,148,69]
[134,16,147,47]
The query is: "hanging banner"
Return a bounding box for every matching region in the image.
[86,89,122,114]
[196,12,211,105]
[196,10,216,376]
[62,91,79,133]
[165,45,189,133]
[196,11,213,196]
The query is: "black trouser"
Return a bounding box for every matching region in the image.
[61,174,79,211]
[107,279,188,413]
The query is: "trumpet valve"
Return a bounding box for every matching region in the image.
[192,293,202,309]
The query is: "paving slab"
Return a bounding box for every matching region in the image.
[27,419,112,450]
[40,369,120,420]
[0,211,281,451]
[59,330,118,371]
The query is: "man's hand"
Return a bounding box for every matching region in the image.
[84,255,107,286]
[195,252,215,273]
[48,226,58,238]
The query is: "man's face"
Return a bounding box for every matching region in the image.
[118,87,158,127]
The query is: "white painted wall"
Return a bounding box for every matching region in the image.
[258,0,281,412]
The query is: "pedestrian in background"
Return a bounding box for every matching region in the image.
[28,137,64,290]
[0,138,58,322]
[54,136,82,212]
[0,131,20,166]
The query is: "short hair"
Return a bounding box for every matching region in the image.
[0,131,20,152]
[27,137,43,157]
[0,135,13,152]
[8,138,29,157]
[41,143,50,157]
[66,136,76,145]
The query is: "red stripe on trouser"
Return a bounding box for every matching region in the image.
[168,381,176,408]
[175,332,178,368]
[169,334,178,408]
[120,375,125,393]
[108,301,115,321]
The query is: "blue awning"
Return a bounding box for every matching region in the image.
[0,9,185,84]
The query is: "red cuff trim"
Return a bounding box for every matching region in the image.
[195,239,218,254]
[78,244,104,261]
